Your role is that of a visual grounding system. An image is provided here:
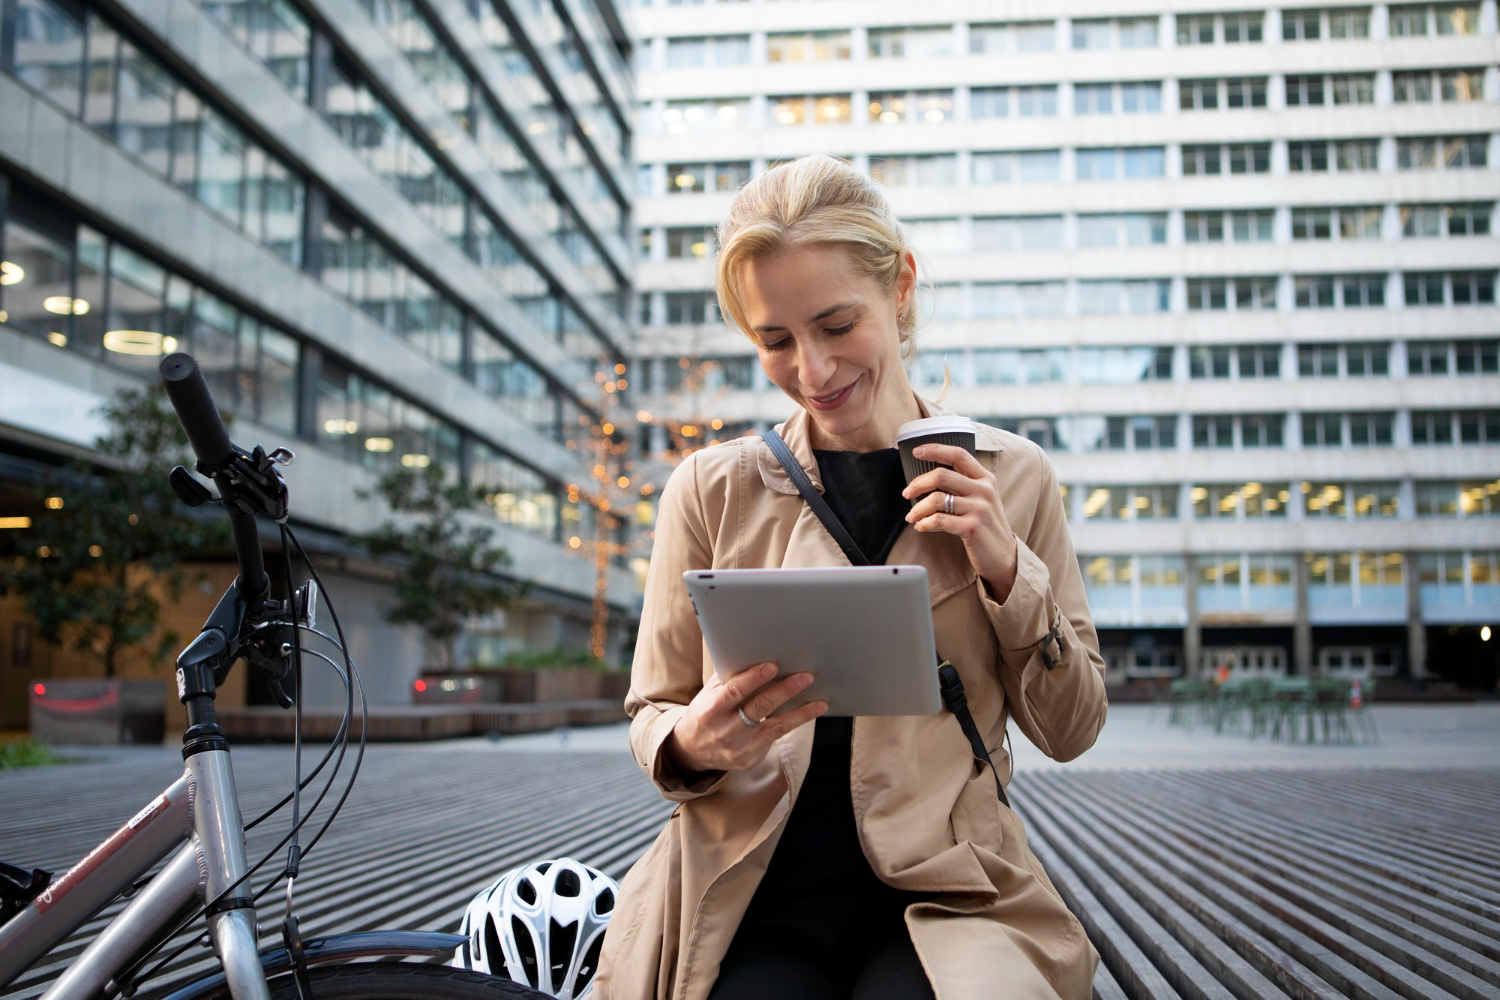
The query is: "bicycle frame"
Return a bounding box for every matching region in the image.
[0,746,270,1000]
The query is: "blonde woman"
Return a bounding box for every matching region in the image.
[597,156,1107,1000]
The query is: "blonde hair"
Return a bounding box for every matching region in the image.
[714,155,922,362]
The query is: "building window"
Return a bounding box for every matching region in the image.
[1073,17,1158,49]
[1412,410,1500,445]
[1193,483,1291,519]
[1181,143,1271,176]
[665,227,715,259]
[971,349,1068,385]
[870,90,955,124]
[665,35,751,68]
[1300,482,1400,518]
[1098,415,1178,451]
[1456,339,1500,373]
[1404,271,1498,306]
[1183,210,1274,243]
[661,97,748,133]
[1076,147,1165,180]
[1177,12,1265,44]
[1297,342,1391,377]
[1180,77,1268,110]
[972,216,1064,250]
[766,30,851,63]
[1081,485,1180,521]
[971,150,1062,184]
[665,161,751,195]
[1294,207,1382,239]
[1397,135,1488,170]
[1075,82,1162,115]
[868,154,957,187]
[1288,139,1379,173]
[1283,7,1372,40]
[664,292,716,325]
[1389,4,1482,36]
[1077,346,1175,383]
[971,282,1066,318]
[969,21,1056,53]
[1402,203,1492,237]
[1294,275,1386,308]
[971,86,1060,119]
[1078,280,1170,315]
[1185,278,1278,311]
[770,94,852,126]
[1076,213,1167,247]
[1416,479,1500,517]
[867,25,954,59]
[1302,412,1394,447]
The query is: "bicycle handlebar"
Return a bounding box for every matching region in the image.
[160,353,234,470]
[159,353,268,599]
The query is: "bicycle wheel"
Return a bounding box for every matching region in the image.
[141,963,549,999]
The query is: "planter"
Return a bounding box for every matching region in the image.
[29,679,166,745]
[412,668,629,705]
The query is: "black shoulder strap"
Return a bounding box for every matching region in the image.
[759,429,868,566]
[758,429,1009,808]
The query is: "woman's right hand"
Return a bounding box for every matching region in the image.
[664,662,826,778]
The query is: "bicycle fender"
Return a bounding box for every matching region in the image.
[150,931,466,1000]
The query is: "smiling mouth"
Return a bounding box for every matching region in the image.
[810,380,857,407]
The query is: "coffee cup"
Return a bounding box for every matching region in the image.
[896,416,977,504]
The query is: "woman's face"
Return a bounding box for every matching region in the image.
[739,245,916,449]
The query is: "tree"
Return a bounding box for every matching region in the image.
[0,386,228,676]
[354,464,520,670]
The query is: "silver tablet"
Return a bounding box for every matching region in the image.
[683,566,943,717]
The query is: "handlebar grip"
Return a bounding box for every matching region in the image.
[159,353,233,469]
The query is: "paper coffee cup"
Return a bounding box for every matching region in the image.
[896,416,977,503]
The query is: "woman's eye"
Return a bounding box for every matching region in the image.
[825,323,854,336]
[763,338,791,352]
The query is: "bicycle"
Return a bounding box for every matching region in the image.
[0,354,545,1000]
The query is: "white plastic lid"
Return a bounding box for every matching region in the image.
[895,415,976,442]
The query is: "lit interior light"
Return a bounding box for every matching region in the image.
[48,331,67,347]
[365,437,394,452]
[710,418,723,430]
[89,544,102,557]
[414,679,428,692]
[617,476,629,488]
[674,173,695,189]
[1482,625,1492,642]
[569,536,581,548]
[615,363,627,375]
[637,410,652,422]
[103,330,177,355]
[0,261,24,285]
[401,453,430,467]
[323,418,358,435]
[0,516,32,529]
[45,497,63,509]
[34,683,46,696]
[43,295,89,315]
[602,423,615,434]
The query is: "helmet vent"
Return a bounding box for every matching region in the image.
[555,869,582,897]
[577,933,605,990]
[511,915,540,989]
[536,861,552,874]
[517,877,538,905]
[549,918,578,993]
[483,915,509,978]
[595,888,615,914]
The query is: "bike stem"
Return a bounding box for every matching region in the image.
[174,587,271,1000]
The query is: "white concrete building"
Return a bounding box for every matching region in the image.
[627,0,1500,690]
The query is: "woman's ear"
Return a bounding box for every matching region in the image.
[895,250,918,320]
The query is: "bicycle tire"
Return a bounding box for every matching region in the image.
[140,963,550,999]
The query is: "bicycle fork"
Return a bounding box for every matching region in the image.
[39,751,269,1000]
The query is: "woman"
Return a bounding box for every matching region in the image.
[596,156,1107,1000]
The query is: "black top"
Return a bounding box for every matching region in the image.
[736,447,930,952]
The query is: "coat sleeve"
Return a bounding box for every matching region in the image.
[623,452,732,801]
[979,449,1107,762]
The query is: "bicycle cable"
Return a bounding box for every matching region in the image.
[117,524,366,996]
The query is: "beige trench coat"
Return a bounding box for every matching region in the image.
[595,400,1108,1000]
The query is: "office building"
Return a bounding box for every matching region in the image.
[629,0,1500,688]
[0,0,637,716]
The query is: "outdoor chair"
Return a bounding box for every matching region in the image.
[1268,677,1312,741]
[1308,678,1354,744]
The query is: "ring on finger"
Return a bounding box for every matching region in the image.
[943,492,956,516]
[737,706,761,728]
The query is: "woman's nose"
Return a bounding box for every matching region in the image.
[796,344,837,389]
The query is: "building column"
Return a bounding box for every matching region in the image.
[1293,552,1312,674]
[1407,552,1427,678]
[1183,552,1201,677]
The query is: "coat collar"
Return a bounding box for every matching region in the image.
[757,397,1004,497]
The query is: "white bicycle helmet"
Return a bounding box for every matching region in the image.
[452,857,618,998]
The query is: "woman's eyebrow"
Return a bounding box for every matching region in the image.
[753,301,860,335]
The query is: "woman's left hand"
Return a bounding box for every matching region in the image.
[903,443,1018,603]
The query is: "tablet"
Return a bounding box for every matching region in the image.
[683,566,942,717]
